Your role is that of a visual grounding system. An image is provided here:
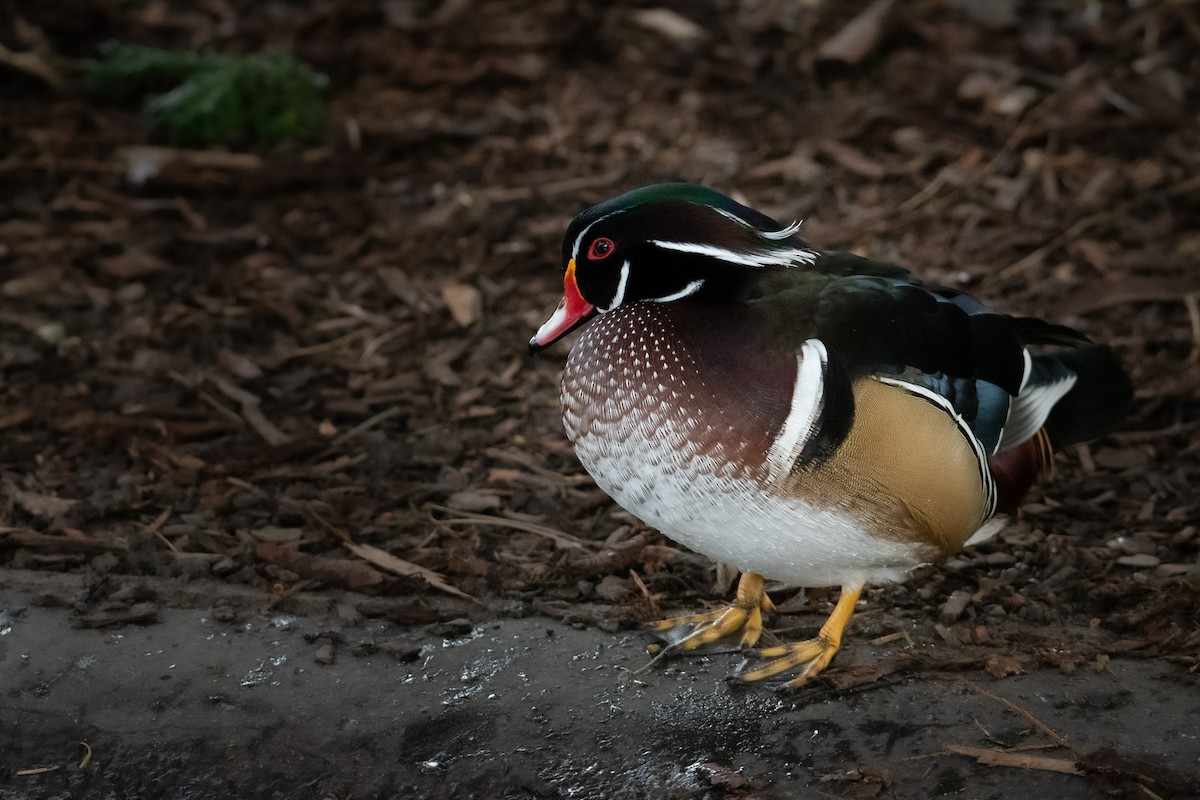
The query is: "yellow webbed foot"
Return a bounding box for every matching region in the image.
[647,572,774,654]
[737,583,863,690]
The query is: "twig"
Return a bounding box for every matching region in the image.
[332,406,401,445]
[956,677,1078,754]
[1183,293,1200,361]
[484,448,594,486]
[0,42,67,89]
[261,578,317,612]
[629,568,661,619]
[15,765,61,776]
[278,328,370,361]
[142,505,176,552]
[997,194,1140,281]
[208,374,291,446]
[429,505,598,550]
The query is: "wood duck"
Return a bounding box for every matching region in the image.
[529,183,1131,688]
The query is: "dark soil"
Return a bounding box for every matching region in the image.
[2,1,1199,798]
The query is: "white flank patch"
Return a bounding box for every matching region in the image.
[599,260,631,312]
[649,239,817,268]
[765,339,828,482]
[650,279,705,303]
[875,375,996,518]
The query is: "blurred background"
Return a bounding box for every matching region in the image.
[1,0,1198,795]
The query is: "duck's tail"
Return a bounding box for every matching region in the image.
[988,343,1131,514]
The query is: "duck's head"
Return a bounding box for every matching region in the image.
[529,183,815,352]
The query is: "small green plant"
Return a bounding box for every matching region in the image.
[86,42,328,148]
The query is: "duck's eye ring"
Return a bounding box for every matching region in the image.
[587,237,615,261]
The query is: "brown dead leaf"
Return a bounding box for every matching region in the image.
[97,249,170,279]
[445,489,503,512]
[817,766,892,799]
[217,348,264,380]
[822,653,919,690]
[0,408,33,430]
[0,39,67,90]
[7,486,77,521]
[256,542,388,593]
[441,280,482,327]
[818,139,887,178]
[629,8,707,43]
[2,267,63,298]
[343,540,476,602]
[816,0,897,65]
[593,574,633,602]
[984,653,1026,679]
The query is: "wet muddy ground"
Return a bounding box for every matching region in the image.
[4,572,1199,800]
[2,0,1200,797]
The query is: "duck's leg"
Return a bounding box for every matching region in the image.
[648,572,775,652]
[738,582,863,689]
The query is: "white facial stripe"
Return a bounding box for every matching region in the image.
[761,220,803,240]
[650,279,705,303]
[714,207,803,241]
[600,260,631,312]
[766,339,828,482]
[713,207,750,227]
[649,239,816,268]
[572,211,621,262]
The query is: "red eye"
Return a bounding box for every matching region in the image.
[587,237,615,260]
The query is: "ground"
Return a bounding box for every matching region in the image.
[1,1,1199,798]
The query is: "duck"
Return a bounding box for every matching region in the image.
[529,183,1131,688]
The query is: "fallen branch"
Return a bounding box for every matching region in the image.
[946,745,1080,775]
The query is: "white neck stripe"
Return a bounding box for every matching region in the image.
[600,260,631,312]
[650,279,705,303]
